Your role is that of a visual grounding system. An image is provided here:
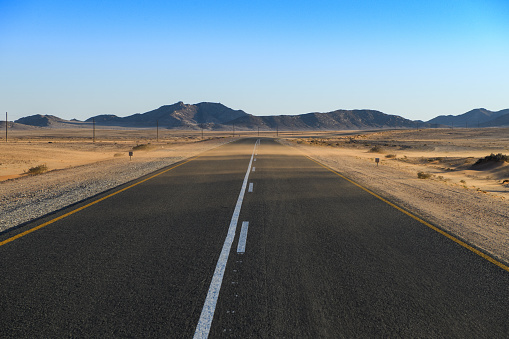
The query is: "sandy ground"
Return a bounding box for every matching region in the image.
[289,128,509,199]
[0,128,242,181]
[0,130,241,231]
[281,127,509,265]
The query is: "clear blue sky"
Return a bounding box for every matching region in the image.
[1,0,508,121]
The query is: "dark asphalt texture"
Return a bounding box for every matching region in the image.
[1,138,508,338]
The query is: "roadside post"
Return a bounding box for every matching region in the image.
[129,151,133,161]
[375,158,380,167]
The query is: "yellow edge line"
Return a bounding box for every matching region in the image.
[302,153,509,273]
[0,155,201,247]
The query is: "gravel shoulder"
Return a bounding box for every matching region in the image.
[0,138,234,232]
[282,140,509,265]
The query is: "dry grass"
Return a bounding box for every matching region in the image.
[474,153,509,165]
[417,171,432,179]
[132,143,156,151]
[27,164,48,175]
[368,145,384,153]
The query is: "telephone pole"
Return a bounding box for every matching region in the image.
[5,112,7,142]
[156,120,159,142]
[92,118,95,143]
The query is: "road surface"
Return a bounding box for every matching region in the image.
[1,138,508,338]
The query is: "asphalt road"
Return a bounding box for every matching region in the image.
[1,138,508,338]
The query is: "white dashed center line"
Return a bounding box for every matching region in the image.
[237,221,249,254]
[248,183,253,192]
[194,139,259,339]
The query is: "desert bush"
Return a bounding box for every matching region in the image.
[474,153,509,165]
[132,143,154,151]
[417,172,432,179]
[27,164,48,175]
[385,154,396,158]
[369,145,384,153]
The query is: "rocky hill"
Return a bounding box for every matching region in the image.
[86,102,249,129]
[0,121,39,130]
[229,109,428,130]
[15,114,85,128]
[427,108,509,127]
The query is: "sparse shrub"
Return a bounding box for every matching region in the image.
[474,153,509,165]
[369,145,384,153]
[417,172,432,179]
[460,180,466,184]
[132,143,154,151]
[385,154,396,158]
[27,164,48,175]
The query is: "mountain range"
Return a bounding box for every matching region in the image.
[10,102,509,130]
[427,108,509,128]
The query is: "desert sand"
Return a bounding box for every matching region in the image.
[287,127,509,198]
[0,128,237,181]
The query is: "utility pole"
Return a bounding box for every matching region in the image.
[258,126,260,137]
[92,118,95,143]
[276,125,278,137]
[201,124,204,140]
[5,112,8,142]
[156,120,159,142]
[233,123,235,137]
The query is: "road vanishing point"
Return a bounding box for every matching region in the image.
[1,138,508,338]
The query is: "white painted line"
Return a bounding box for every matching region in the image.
[252,167,255,172]
[248,183,253,192]
[254,158,256,161]
[237,221,249,253]
[194,140,258,339]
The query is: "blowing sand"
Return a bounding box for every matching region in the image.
[282,127,509,265]
[1,127,509,266]
[0,129,238,231]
